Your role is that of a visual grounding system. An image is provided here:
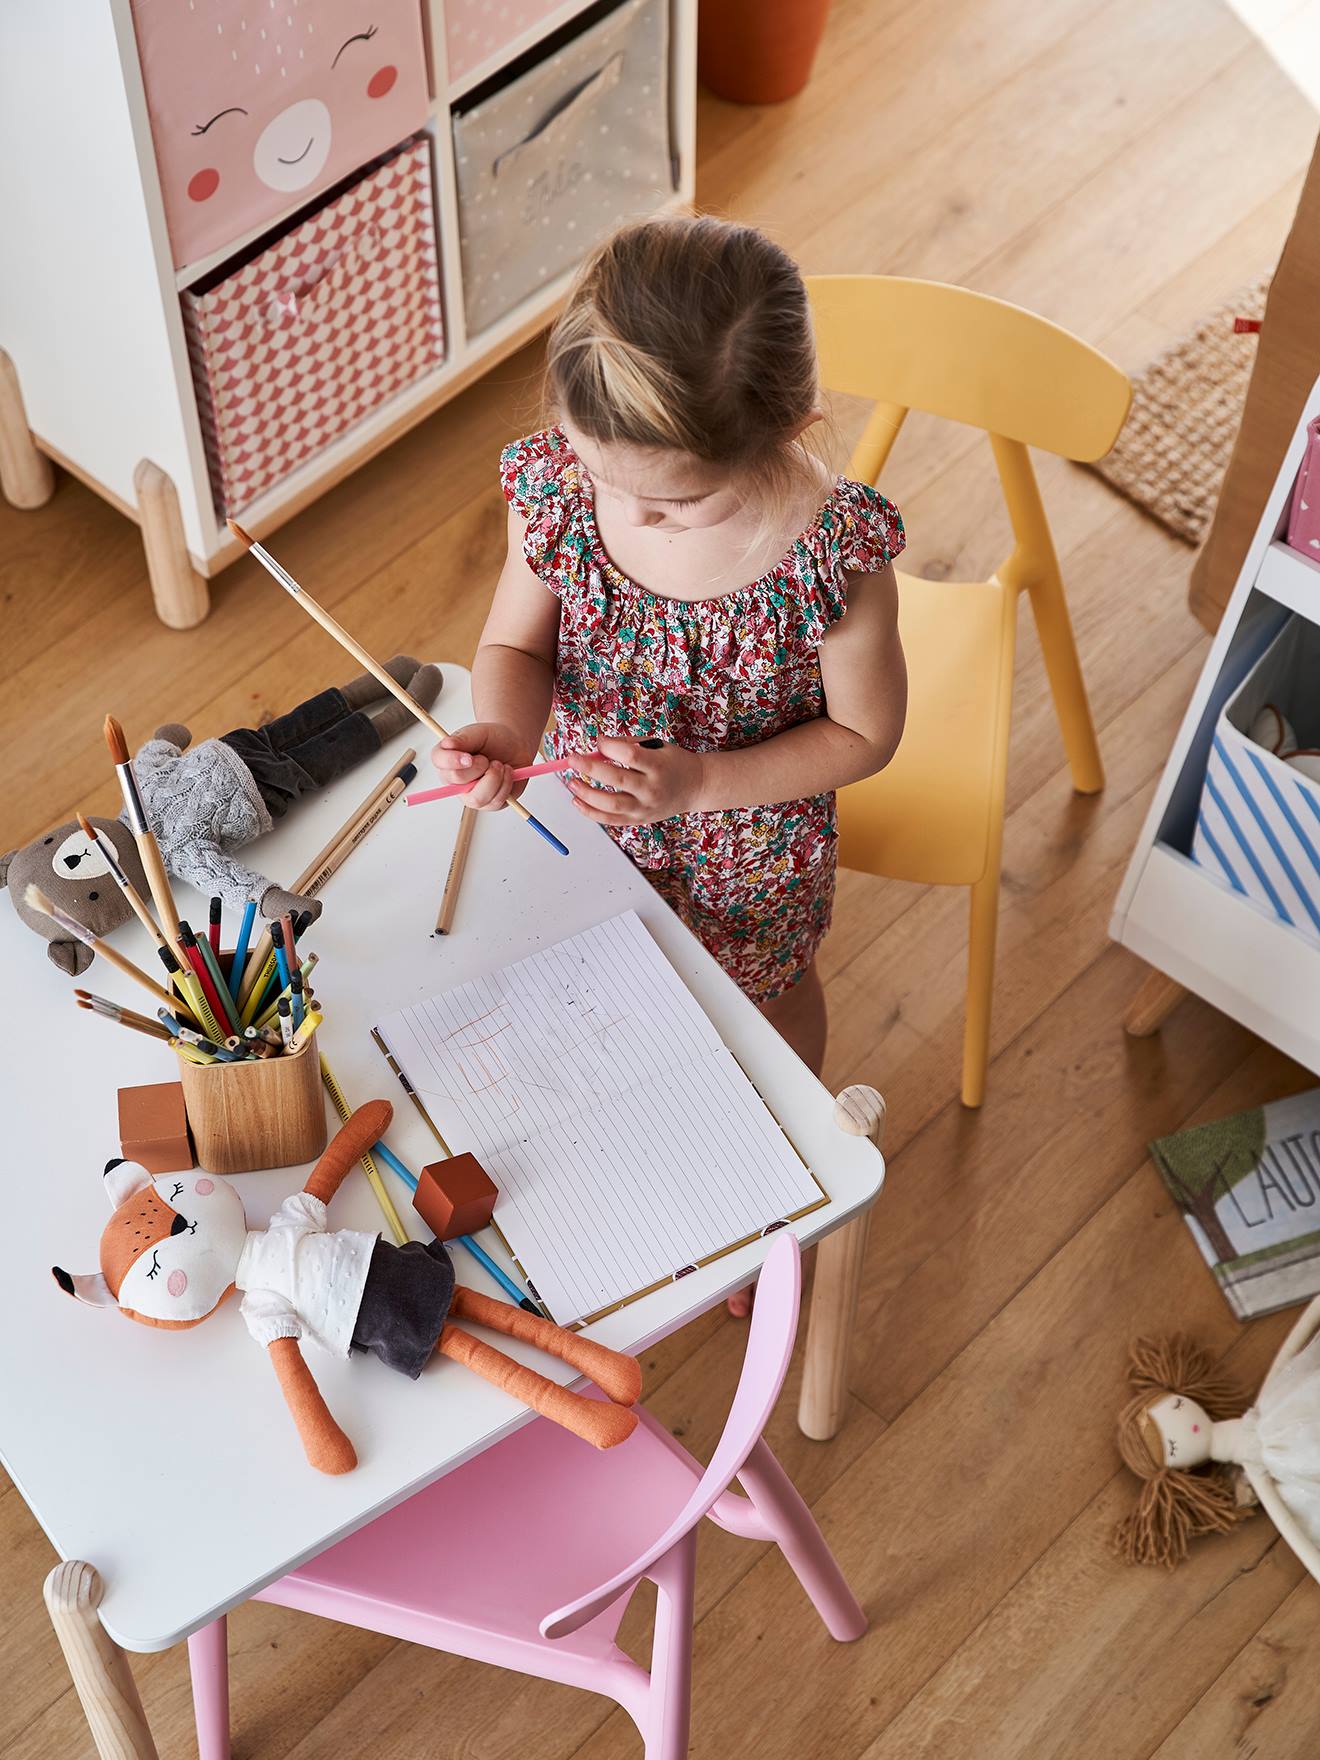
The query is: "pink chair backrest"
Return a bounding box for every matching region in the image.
[541,1233,803,1640]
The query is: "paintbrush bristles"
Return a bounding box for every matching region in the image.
[227,519,255,548]
[25,883,88,942]
[104,714,129,765]
[76,812,94,838]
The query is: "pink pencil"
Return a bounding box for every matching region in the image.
[405,754,599,808]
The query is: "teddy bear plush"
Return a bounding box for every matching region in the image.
[2,659,440,974]
[53,1100,641,1473]
[0,816,149,975]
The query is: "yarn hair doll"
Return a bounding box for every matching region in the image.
[54,1100,641,1473]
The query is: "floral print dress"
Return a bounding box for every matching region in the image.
[500,428,906,1003]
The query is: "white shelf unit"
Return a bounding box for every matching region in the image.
[1111,375,1320,1069]
[0,0,696,627]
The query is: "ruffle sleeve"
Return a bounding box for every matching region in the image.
[499,428,578,588]
[794,479,906,645]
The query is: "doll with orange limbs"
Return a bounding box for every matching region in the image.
[431,217,908,1310]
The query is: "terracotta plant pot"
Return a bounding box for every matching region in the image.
[698,0,833,105]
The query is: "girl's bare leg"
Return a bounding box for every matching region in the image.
[728,962,827,1317]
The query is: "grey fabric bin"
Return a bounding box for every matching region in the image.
[453,0,673,335]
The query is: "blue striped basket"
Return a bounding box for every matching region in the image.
[1193,615,1320,943]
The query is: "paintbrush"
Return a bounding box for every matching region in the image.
[227,520,568,859]
[77,813,169,958]
[74,992,171,1041]
[104,715,187,966]
[26,885,186,1015]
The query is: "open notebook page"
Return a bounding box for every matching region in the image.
[374,911,825,1323]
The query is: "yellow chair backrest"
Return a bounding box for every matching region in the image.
[807,276,1131,465]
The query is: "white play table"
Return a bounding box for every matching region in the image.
[0,667,884,1756]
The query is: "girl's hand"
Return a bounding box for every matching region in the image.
[567,737,706,827]
[430,723,534,812]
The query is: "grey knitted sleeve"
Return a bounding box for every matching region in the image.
[165,838,275,914]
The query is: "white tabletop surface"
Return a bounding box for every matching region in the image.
[0,667,884,1651]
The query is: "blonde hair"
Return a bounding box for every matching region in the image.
[546,215,827,521]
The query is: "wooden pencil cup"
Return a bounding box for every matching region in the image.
[176,948,326,1173]
[179,1036,326,1173]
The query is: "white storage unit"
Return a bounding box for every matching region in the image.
[0,0,696,627]
[1112,374,1320,1070]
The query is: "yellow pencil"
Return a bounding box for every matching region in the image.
[319,1054,407,1246]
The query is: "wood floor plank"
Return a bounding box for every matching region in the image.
[5,2,1320,1756]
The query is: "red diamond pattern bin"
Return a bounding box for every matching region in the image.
[183,138,444,517]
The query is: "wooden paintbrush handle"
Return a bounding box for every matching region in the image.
[135,833,183,953]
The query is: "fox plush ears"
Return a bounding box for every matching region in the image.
[53,1158,249,1330]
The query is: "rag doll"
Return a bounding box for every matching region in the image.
[1114,1332,1320,1566]
[53,1100,640,1473]
[2,658,440,974]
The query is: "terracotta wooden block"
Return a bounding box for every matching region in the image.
[413,1153,498,1240]
[118,1082,193,1175]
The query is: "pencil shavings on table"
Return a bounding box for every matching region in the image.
[52,1101,642,1475]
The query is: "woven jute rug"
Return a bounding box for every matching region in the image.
[1089,277,1269,544]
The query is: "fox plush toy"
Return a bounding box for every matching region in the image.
[53,1100,640,1473]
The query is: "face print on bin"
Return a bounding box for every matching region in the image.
[130,0,429,268]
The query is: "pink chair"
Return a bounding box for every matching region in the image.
[187,1235,866,1760]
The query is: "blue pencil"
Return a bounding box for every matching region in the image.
[370,1137,540,1313]
[229,901,256,1003]
[271,921,292,995]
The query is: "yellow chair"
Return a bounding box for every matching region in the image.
[808,276,1131,1108]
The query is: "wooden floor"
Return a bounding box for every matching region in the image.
[6,1,1320,1754]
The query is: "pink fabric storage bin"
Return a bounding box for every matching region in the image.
[182,138,445,516]
[1287,418,1320,560]
[444,0,566,83]
[130,0,430,271]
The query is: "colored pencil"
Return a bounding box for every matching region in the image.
[25,885,185,1015]
[227,521,569,858]
[251,953,319,1029]
[405,755,596,807]
[208,896,222,955]
[365,1135,535,1310]
[78,815,169,959]
[277,995,294,1048]
[235,748,416,1010]
[157,1007,188,1037]
[179,923,234,1038]
[171,1037,217,1066]
[299,768,414,898]
[160,948,219,1039]
[239,947,280,1025]
[194,924,243,1035]
[319,1055,408,1246]
[289,968,305,1032]
[285,1006,322,1055]
[229,900,256,1003]
[104,715,188,966]
[434,806,477,936]
[271,920,292,995]
[74,994,171,1042]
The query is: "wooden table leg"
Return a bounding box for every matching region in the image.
[798,1085,885,1441]
[1123,967,1187,1037]
[43,1561,159,1760]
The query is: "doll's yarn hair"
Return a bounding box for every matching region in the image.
[1113,1336,1247,1569]
[545,214,829,533]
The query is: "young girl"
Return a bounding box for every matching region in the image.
[432,215,907,1087]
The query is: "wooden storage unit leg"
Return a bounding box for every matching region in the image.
[134,460,209,630]
[0,348,55,509]
[43,1561,160,1760]
[798,1086,885,1441]
[1123,966,1188,1037]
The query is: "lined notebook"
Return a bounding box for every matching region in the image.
[374,911,826,1324]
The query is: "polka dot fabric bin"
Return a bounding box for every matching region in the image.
[182,137,445,515]
[444,0,567,85]
[452,0,672,335]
